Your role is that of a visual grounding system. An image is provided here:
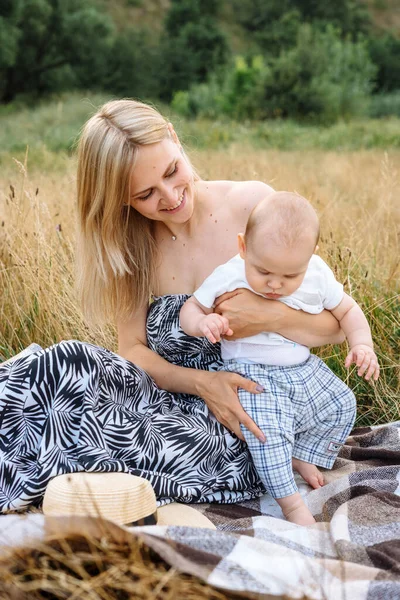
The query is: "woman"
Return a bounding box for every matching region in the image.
[0,100,343,512]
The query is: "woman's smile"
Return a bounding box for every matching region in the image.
[160,189,187,214]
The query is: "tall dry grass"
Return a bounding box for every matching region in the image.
[1,146,399,425]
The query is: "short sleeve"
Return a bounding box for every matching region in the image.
[193,266,230,308]
[193,255,249,309]
[319,259,344,310]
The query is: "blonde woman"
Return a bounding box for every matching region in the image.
[0,100,343,512]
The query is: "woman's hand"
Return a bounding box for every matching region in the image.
[215,288,344,347]
[214,288,282,339]
[195,369,266,442]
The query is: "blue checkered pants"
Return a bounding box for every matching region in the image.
[224,354,356,498]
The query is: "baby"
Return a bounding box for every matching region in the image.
[180,191,379,526]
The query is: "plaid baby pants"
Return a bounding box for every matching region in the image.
[224,354,356,498]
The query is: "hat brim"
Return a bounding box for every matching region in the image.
[43,473,216,530]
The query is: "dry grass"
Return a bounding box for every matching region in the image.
[0,529,231,600]
[1,146,399,426]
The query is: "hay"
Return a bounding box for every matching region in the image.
[0,528,232,600]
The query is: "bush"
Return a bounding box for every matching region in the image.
[259,25,376,122]
[174,25,376,123]
[158,0,228,101]
[232,0,371,54]
[369,92,400,118]
[368,34,400,93]
[159,18,228,101]
[0,0,114,103]
[105,28,161,100]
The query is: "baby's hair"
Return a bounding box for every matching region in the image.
[245,191,320,251]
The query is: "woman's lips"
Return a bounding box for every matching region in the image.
[161,189,187,214]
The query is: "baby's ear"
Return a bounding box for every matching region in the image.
[238,233,246,258]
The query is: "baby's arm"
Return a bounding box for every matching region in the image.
[180,297,233,343]
[331,293,379,381]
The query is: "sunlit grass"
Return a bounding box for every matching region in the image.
[0,95,399,426]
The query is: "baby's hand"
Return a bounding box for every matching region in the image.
[199,314,233,344]
[345,344,380,381]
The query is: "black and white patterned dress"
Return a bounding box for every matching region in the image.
[0,294,265,512]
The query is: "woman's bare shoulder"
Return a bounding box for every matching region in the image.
[203,179,275,206]
[225,180,275,214]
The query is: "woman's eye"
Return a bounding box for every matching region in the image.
[167,164,178,177]
[138,189,153,201]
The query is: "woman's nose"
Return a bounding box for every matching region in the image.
[159,182,178,205]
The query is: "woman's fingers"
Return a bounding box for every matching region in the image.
[237,406,266,443]
[235,374,264,394]
[228,421,245,441]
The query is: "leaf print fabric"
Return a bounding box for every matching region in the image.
[0,295,264,512]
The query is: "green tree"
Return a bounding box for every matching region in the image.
[0,0,114,103]
[368,34,400,92]
[176,25,376,123]
[260,25,376,122]
[159,0,228,100]
[105,28,161,99]
[232,0,370,55]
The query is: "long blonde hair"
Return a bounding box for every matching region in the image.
[76,99,186,325]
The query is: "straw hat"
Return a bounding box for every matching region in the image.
[42,473,216,529]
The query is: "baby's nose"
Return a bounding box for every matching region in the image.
[268,280,282,290]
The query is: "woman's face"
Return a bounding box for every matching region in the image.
[128,138,195,224]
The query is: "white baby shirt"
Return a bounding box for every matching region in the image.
[193,254,344,366]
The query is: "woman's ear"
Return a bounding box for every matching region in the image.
[238,233,246,259]
[168,122,181,147]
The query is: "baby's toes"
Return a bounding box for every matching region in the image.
[307,473,323,489]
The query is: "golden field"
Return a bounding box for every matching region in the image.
[0,96,399,599]
[0,98,399,427]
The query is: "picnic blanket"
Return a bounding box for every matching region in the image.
[1,422,400,599]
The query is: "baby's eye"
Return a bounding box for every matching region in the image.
[286,274,299,279]
[258,270,269,275]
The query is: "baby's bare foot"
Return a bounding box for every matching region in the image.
[284,504,316,526]
[292,458,324,489]
[277,492,316,526]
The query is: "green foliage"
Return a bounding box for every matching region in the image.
[164,0,220,37]
[159,0,228,100]
[232,0,371,53]
[368,34,400,92]
[105,28,161,99]
[0,0,399,122]
[0,0,114,102]
[175,26,376,123]
[260,25,376,122]
[369,92,400,118]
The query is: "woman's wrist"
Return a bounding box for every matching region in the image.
[191,368,213,398]
[257,297,286,333]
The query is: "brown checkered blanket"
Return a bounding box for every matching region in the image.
[2,423,400,599]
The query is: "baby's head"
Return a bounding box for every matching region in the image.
[238,192,319,299]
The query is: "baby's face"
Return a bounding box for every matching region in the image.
[239,236,314,299]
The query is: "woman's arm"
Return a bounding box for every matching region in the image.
[214,289,345,348]
[117,303,266,441]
